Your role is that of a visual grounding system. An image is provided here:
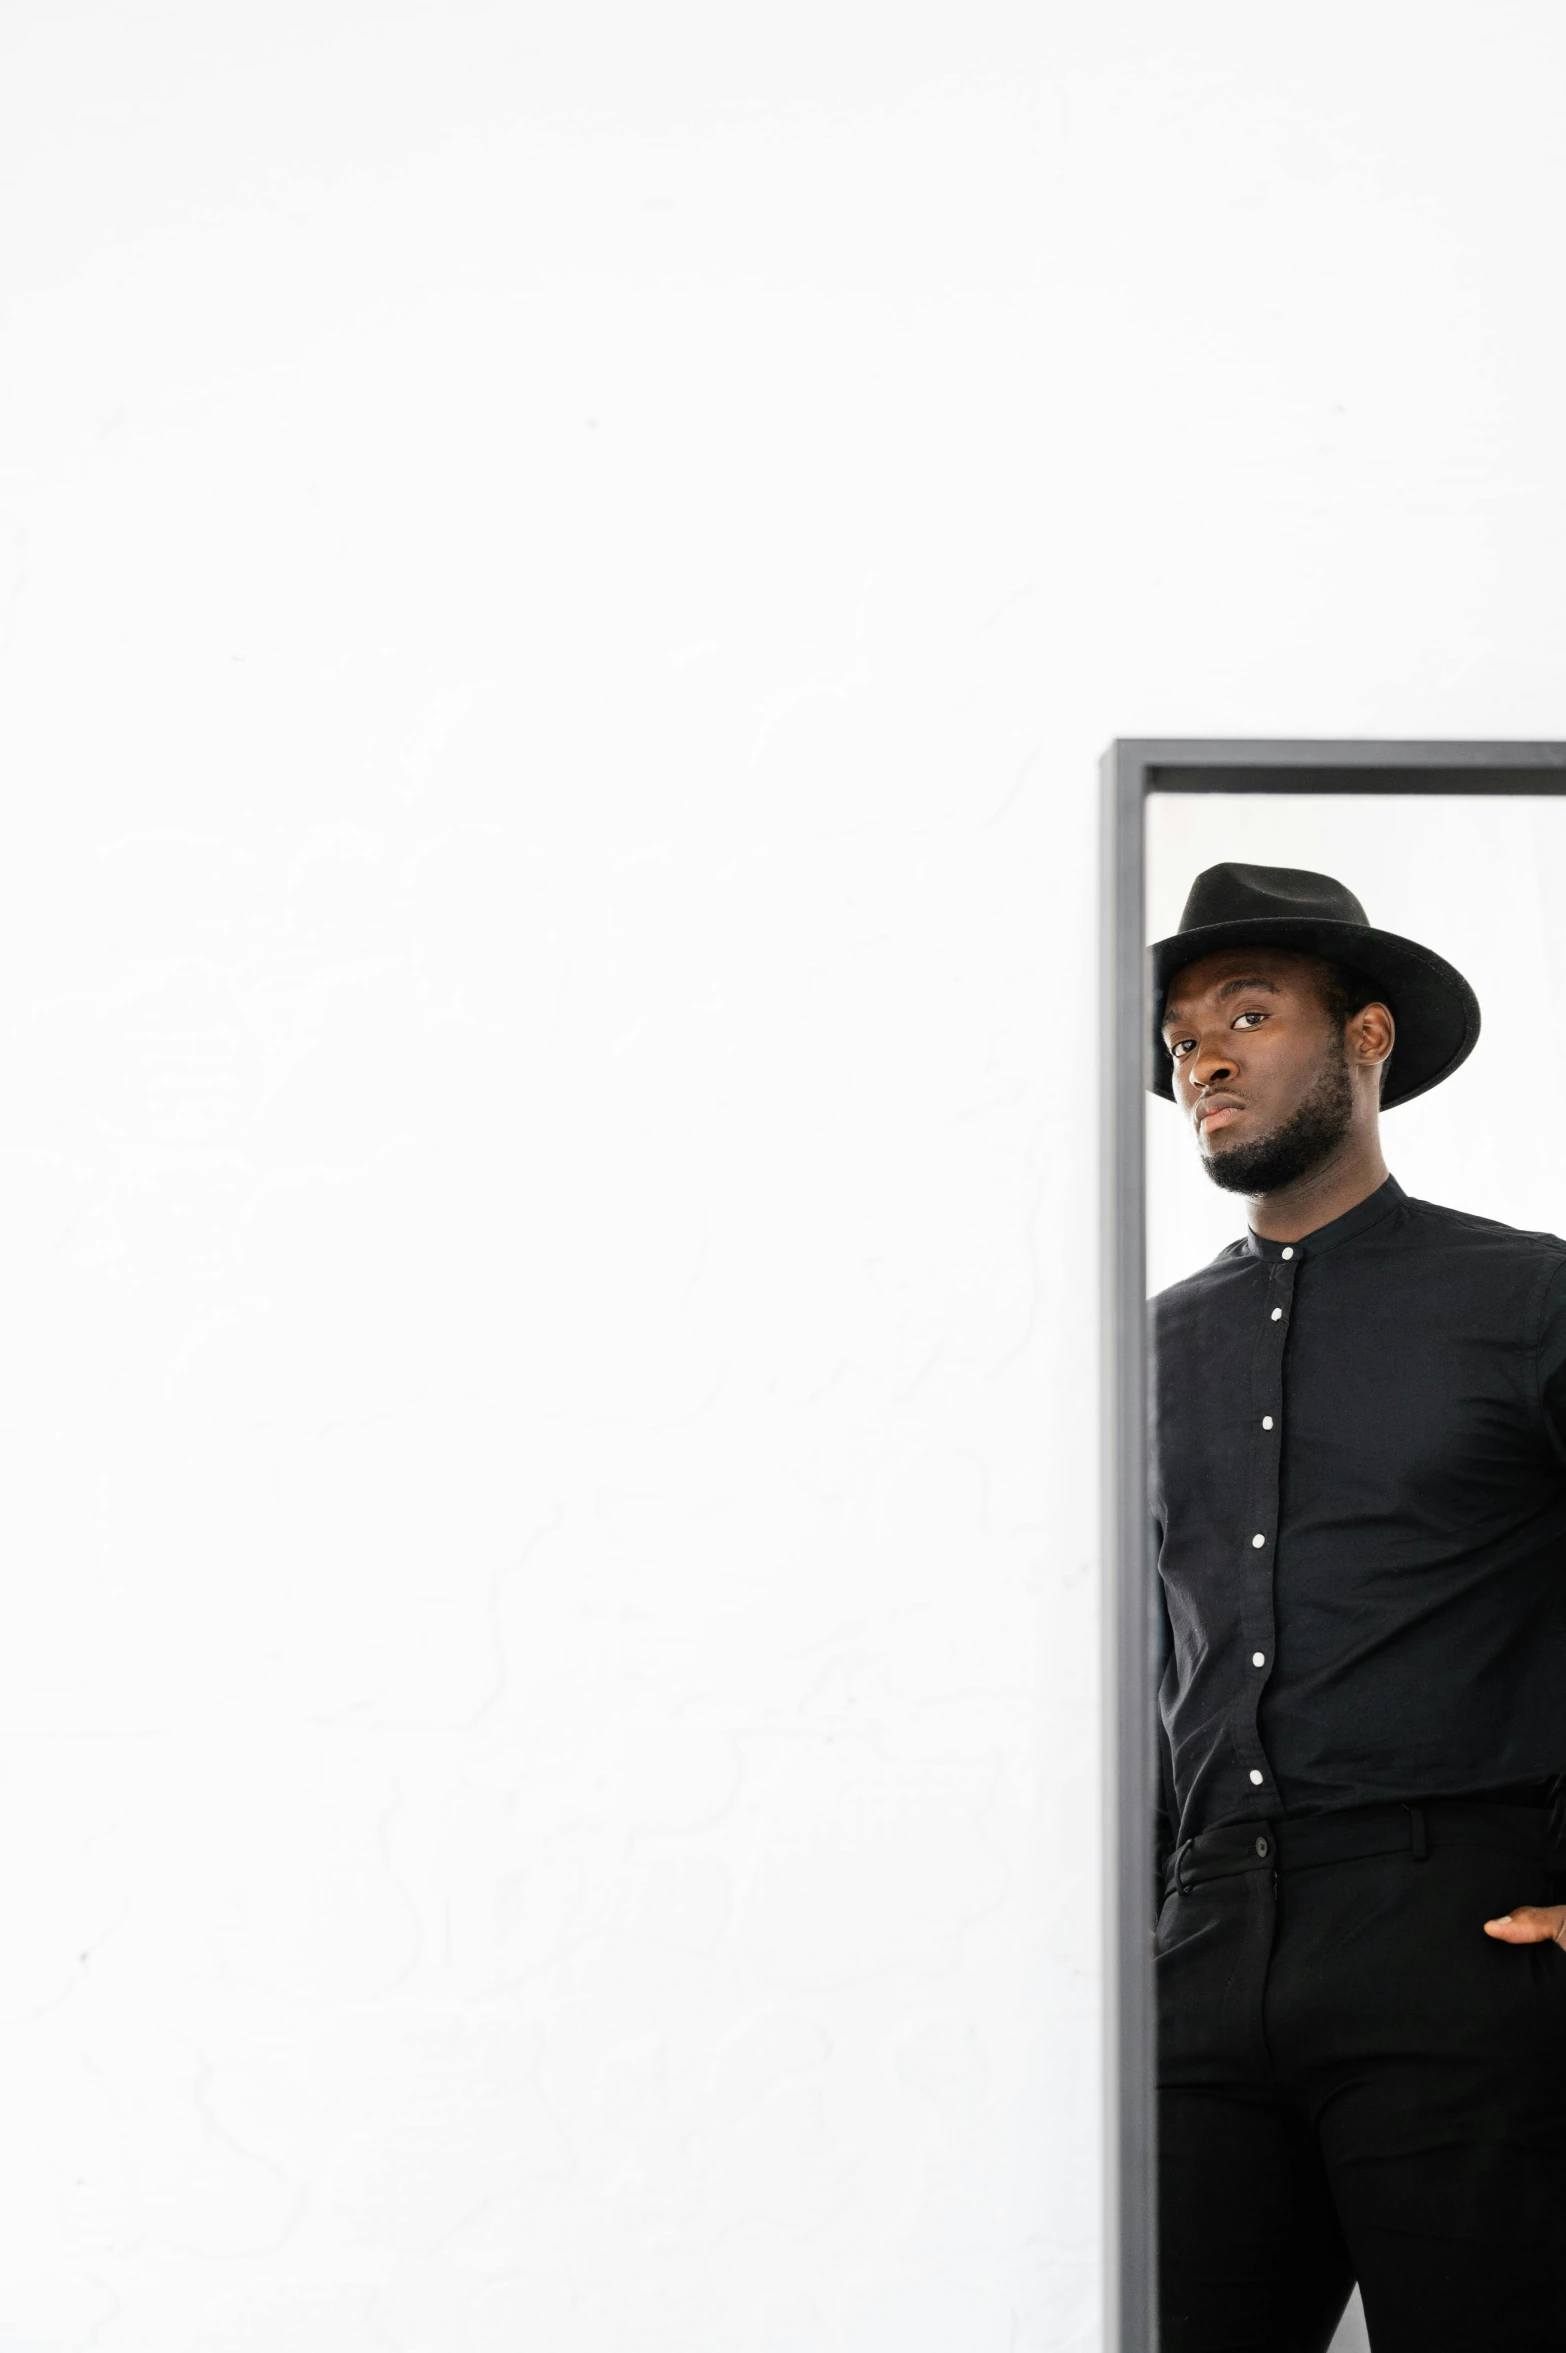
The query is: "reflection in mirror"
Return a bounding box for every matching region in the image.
[1145,796,1566,2353]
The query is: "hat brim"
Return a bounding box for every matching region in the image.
[1148,917,1480,1109]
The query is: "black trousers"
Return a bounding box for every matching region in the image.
[1157,1799,1566,2353]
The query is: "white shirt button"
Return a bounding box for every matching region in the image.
[1249,1769,1264,1785]
[1252,1533,1266,1548]
[1252,1651,1266,1667]
[1271,1307,1283,1321]
[1261,1415,1274,1430]
[1281,1247,1294,1260]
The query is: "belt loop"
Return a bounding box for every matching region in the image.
[1406,1803,1428,1862]
[1174,1837,1194,1896]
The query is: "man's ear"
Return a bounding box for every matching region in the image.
[1350,1001,1395,1072]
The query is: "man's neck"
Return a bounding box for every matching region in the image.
[1248,1134,1390,1244]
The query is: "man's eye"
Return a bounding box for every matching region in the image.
[1169,1038,1195,1058]
[1232,1010,1267,1030]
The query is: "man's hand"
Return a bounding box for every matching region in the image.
[1484,1905,1566,1948]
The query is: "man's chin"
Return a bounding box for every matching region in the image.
[1196,1057,1356,1199]
[1199,1130,1275,1195]
[1199,1128,1250,1171]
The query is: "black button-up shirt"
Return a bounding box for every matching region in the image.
[1151,1175,1566,1857]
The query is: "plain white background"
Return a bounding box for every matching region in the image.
[3,4,1566,2347]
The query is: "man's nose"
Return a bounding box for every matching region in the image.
[1191,1039,1236,1089]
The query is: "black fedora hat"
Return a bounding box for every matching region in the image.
[1150,863,1480,1110]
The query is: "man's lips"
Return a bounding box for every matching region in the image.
[1194,1097,1245,1135]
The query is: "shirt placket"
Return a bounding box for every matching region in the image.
[1237,1246,1296,1808]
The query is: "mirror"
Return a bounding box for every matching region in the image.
[1131,771,1566,2353]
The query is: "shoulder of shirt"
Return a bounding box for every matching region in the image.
[1151,1238,1253,1313]
[1395,1195,1566,1262]
[1151,1199,1566,1314]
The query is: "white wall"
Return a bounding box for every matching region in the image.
[3,5,1566,2348]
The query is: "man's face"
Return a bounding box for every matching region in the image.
[1160,946,1356,1180]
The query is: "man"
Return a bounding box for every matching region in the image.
[1151,862,1566,2353]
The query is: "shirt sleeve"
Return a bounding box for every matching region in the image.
[1538,1256,1566,1466]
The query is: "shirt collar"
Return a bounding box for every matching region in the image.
[1244,1174,1406,1263]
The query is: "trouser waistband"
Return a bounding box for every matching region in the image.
[1166,1798,1564,1897]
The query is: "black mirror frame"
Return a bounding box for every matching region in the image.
[1098,736,1566,2353]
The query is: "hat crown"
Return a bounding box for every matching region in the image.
[1178,862,1369,935]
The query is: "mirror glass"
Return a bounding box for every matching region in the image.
[1144,792,1566,2353]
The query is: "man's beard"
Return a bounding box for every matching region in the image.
[1201,1047,1355,1197]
